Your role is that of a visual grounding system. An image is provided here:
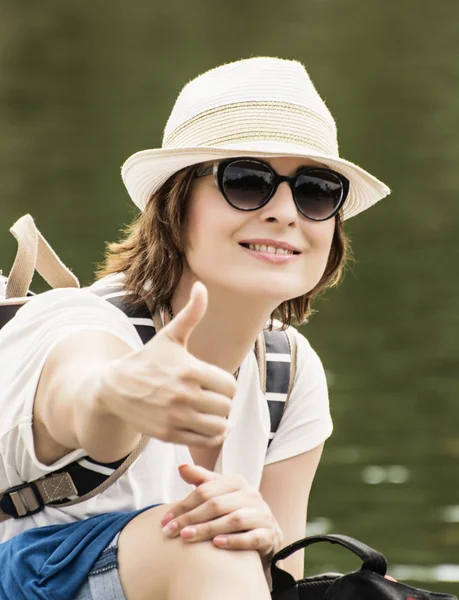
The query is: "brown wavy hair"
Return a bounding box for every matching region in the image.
[96,164,350,326]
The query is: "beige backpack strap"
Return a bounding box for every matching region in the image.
[284,327,298,412]
[5,214,79,299]
[56,435,149,509]
[254,331,267,393]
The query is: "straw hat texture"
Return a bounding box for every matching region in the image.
[121,57,390,219]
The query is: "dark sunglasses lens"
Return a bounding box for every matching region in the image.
[222,161,273,209]
[294,170,344,220]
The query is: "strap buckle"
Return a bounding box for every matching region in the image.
[0,482,44,518]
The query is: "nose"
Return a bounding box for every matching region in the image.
[260,181,298,227]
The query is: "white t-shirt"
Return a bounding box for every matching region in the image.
[0,281,332,543]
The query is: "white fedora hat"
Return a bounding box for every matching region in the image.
[121,57,390,219]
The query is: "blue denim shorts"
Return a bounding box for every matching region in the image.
[74,533,126,600]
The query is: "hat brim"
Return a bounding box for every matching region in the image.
[121,141,390,220]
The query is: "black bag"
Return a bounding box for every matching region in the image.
[271,534,457,600]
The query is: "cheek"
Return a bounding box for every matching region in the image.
[306,218,336,254]
[300,220,336,279]
[183,187,235,272]
[184,186,212,251]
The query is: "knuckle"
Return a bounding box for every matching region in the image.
[169,385,191,406]
[178,514,191,527]
[154,430,166,442]
[154,426,171,442]
[229,510,245,529]
[221,401,232,418]
[165,409,177,425]
[179,363,194,379]
[173,502,186,516]
[208,496,225,513]
[196,486,212,503]
[250,532,263,549]
[203,435,222,448]
[200,521,213,538]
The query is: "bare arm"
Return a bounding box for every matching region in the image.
[33,282,234,466]
[259,443,324,580]
[34,330,140,465]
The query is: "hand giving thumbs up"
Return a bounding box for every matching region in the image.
[96,282,236,447]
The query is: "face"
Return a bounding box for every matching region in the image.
[182,156,337,305]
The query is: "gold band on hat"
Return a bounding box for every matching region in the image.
[163,101,338,157]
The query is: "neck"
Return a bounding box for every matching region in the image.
[170,282,278,375]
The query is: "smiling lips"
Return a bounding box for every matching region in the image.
[239,239,301,264]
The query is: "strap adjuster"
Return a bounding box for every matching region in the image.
[0,482,44,518]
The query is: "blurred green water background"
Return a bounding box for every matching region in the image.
[0,0,458,594]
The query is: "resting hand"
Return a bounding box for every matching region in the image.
[160,464,283,563]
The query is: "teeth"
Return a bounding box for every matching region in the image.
[247,244,294,255]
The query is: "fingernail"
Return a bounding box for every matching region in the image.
[178,463,190,470]
[160,512,175,527]
[162,521,178,537]
[213,536,227,546]
[181,527,197,540]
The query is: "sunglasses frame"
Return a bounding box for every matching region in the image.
[196,157,350,222]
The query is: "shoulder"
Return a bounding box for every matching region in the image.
[1,282,143,351]
[268,320,323,375]
[8,272,128,323]
[263,324,332,464]
[10,287,124,324]
[261,321,327,403]
[290,327,327,392]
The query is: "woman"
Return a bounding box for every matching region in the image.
[0,57,390,600]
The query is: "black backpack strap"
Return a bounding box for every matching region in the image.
[91,284,156,344]
[0,437,149,521]
[259,328,297,447]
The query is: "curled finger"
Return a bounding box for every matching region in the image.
[166,405,230,439]
[188,389,232,418]
[169,488,263,532]
[177,508,272,543]
[212,528,274,556]
[162,484,248,536]
[191,360,238,399]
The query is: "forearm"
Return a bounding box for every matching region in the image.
[58,361,141,462]
[35,330,141,464]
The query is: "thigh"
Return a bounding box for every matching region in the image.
[117,504,267,600]
[74,533,126,600]
[117,504,172,600]
[118,504,233,600]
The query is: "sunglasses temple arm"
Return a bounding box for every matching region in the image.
[194,164,214,178]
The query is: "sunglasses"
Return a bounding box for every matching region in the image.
[196,158,349,221]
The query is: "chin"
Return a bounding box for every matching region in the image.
[230,274,311,303]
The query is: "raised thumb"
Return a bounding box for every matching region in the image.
[163,281,207,347]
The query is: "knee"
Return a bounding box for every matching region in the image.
[117,505,263,599]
